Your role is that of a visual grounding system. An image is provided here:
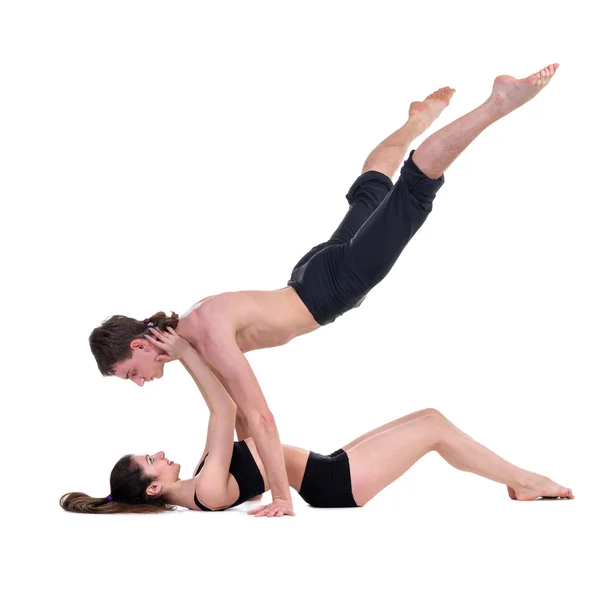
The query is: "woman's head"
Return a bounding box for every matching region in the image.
[60,451,181,514]
[89,312,179,386]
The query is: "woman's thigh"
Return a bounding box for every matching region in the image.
[341,408,442,452]
[348,414,445,506]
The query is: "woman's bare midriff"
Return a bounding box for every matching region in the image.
[180,286,320,353]
[244,437,310,493]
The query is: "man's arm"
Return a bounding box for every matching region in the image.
[197,330,294,517]
[234,411,252,442]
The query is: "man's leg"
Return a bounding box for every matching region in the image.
[413,63,559,179]
[290,87,456,274]
[341,63,560,292]
[362,87,455,178]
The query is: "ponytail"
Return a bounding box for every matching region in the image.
[60,455,175,514]
[147,311,179,331]
[60,492,173,514]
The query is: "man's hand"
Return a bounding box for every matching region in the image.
[247,497,295,518]
[146,326,193,361]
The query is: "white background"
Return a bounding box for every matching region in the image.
[1,1,598,598]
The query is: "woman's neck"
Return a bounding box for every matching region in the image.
[163,477,198,510]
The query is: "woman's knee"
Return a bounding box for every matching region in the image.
[421,407,446,421]
[418,411,450,446]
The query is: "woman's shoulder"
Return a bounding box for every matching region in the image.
[192,453,236,511]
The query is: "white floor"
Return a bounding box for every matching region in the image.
[25,469,597,599]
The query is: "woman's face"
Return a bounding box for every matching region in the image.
[132,451,181,496]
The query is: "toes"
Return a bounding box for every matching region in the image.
[529,72,542,84]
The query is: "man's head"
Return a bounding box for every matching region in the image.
[89,312,179,386]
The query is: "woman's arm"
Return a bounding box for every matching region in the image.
[198,330,294,517]
[146,327,237,508]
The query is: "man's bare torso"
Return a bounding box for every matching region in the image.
[176,286,320,353]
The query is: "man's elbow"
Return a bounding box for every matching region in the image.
[246,409,276,434]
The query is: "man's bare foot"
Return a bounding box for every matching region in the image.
[409,87,455,131]
[487,63,559,116]
[507,472,574,501]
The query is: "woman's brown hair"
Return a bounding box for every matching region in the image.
[89,311,179,376]
[60,455,175,514]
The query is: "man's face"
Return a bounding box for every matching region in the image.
[112,339,165,386]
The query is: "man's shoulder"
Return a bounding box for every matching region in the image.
[185,303,238,345]
[182,295,225,324]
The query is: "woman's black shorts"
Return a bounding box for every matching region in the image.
[287,150,444,325]
[298,449,358,508]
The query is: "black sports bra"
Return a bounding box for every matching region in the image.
[193,440,265,511]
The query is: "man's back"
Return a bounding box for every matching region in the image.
[177,286,320,355]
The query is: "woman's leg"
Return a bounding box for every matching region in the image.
[335,408,443,453]
[348,411,573,506]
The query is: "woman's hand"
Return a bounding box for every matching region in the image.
[145,326,192,362]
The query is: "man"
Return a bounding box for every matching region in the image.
[90,63,559,517]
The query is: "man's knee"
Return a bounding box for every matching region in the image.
[400,149,445,205]
[346,171,393,207]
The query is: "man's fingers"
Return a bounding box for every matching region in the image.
[248,501,294,517]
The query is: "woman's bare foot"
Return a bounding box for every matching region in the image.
[487,63,559,116]
[409,87,455,131]
[508,472,574,501]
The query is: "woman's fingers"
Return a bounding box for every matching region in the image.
[144,334,166,349]
[149,327,168,341]
[166,326,178,337]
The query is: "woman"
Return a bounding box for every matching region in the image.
[63,327,573,515]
